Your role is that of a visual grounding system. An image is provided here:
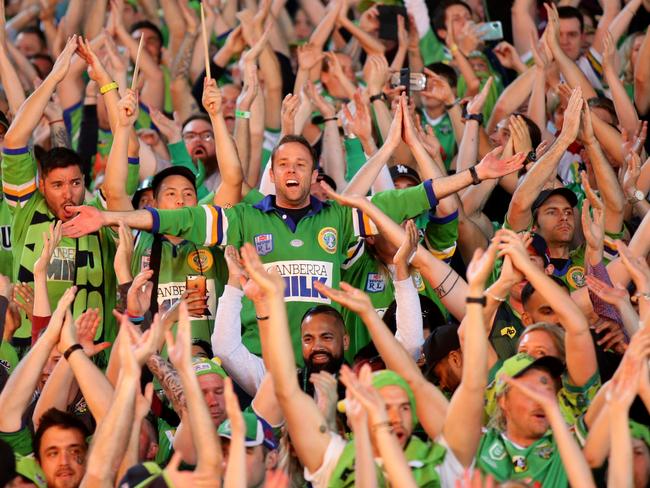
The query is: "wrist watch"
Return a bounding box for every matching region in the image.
[463,112,484,126]
[627,189,645,204]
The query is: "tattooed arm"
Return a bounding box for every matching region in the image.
[146,354,186,415]
[49,120,71,149]
[170,31,200,124]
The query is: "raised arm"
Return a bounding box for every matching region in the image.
[635,27,650,115]
[511,0,538,55]
[0,3,25,116]
[507,87,583,230]
[602,32,639,136]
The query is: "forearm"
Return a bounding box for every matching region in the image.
[234,116,251,179]
[172,31,199,82]
[393,277,424,358]
[33,271,51,317]
[634,31,650,114]
[547,406,595,487]
[604,66,640,135]
[584,139,624,232]
[527,68,547,134]
[68,351,115,423]
[353,423,378,488]
[511,0,537,55]
[455,119,479,174]
[33,359,76,429]
[452,51,480,95]
[320,121,348,191]
[223,422,246,488]
[590,114,625,165]
[583,406,611,467]
[308,5,338,49]
[0,46,26,115]
[432,169,475,199]
[343,144,393,196]
[146,355,186,415]
[103,127,132,207]
[373,428,417,488]
[339,17,384,56]
[607,0,641,45]
[607,405,632,488]
[487,68,535,133]
[211,114,244,207]
[552,47,597,99]
[260,49,283,130]
[116,414,144,486]
[83,0,108,41]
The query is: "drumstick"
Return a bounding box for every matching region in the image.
[200,3,211,80]
[131,34,145,91]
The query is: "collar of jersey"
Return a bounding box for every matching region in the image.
[253,194,330,215]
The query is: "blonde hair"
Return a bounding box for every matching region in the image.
[518,322,566,361]
[619,32,644,85]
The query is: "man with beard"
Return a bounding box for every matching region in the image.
[1,37,120,355]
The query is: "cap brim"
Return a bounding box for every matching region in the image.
[516,355,565,379]
[532,188,578,213]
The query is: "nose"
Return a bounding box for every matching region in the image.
[387,406,401,427]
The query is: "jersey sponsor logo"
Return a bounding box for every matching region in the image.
[254,233,274,256]
[187,249,214,273]
[365,273,385,293]
[0,359,10,371]
[317,227,337,254]
[47,247,76,281]
[290,239,304,248]
[157,280,217,319]
[512,455,528,472]
[500,326,517,339]
[566,265,586,288]
[264,260,333,303]
[0,225,10,251]
[488,442,506,461]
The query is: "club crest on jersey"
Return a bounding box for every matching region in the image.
[566,265,586,289]
[188,249,214,273]
[488,442,506,461]
[365,273,385,293]
[318,227,337,254]
[254,234,274,256]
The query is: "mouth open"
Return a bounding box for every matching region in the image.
[286,179,299,188]
[192,147,207,158]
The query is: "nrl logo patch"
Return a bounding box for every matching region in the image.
[254,234,274,256]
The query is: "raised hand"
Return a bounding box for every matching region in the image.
[297,43,324,72]
[339,364,388,425]
[49,35,80,84]
[585,275,630,308]
[202,77,222,117]
[76,308,111,357]
[621,152,642,200]
[313,281,374,316]
[578,103,596,145]
[503,373,558,412]
[475,145,526,180]
[319,181,369,209]
[125,312,164,366]
[382,93,405,149]
[114,222,135,284]
[358,5,380,33]
[494,229,533,272]
[466,77,493,115]
[178,0,199,35]
[415,114,442,159]
[165,301,192,373]
[61,206,104,237]
[77,36,111,85]
[311,371,338,425]
[602,31,618,74]
[117,89,139,127]
[363,54,390,96]
[280,93,300,136]
[466,242,498,289]
[45,286,77,347]
[12,283,34,323]
[305,81,336,119]
[126,268,155,317]
[617,240,650,293]
[558,86,583,145]
[236,60,259,112]
[509,115,532,155]
[622,121,648,157]
[239,242,286,298]
[581,173,604,259]
[493,42,524,71]
[149,108,182,144]
[421,69,455,106]
[224,245,244,286]
[393,219,418,272]
[33,221,62,277]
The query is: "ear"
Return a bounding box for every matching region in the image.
[521,312,533,326]
[269,164,276,184]
[147,442,159,461]
[311,168,318,185]
[265,449,279,470]
[38,177,45,193]
[449,349,462,368]
[343,333,350,351]
[435,28,447,40]
[544,264,555,275]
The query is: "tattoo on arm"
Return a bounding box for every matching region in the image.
[146,354,187,413]
[171,32,199,80]
[434,271,459,298]
[50,123,71,149]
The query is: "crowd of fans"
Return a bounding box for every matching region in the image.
[0,0,650,486]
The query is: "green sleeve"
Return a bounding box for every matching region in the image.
[1,147,38,214]
[558,372,601,424]
[0,426,33,456]
[0,341,19,373]
[419,28,448,65]
[241,188,265,205]
[370,179,438,224]
[151,204,239,247]
[126,158,140,196]
[344,137,366,182]
[423,211,458,262]
[63,101,83,151]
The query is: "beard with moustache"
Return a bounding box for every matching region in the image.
[304,349,345,375]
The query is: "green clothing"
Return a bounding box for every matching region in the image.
[1,147,118,348]
[0,426,33,456]
[477,429,567,486]
[0,340,19,373]
[419,111,455,170]
[420,29,449,65]
[341,214,458,359]
[484,372,601,426]
[63,102,83,151]
[328,436,448,487]
[0,198,12,277]
[457,69,504,122]
[344,137,367,182]
[148,181,438,364]
[167,141,210,201]
[155,418,175,466]
[131,232,227,343]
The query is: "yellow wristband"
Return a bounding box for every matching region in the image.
[99,81,119,95]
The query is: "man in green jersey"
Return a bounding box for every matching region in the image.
[1,37,123,352]
[63,133,525,363]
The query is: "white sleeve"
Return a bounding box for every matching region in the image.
[211,285,266,395]
[370,163,395,194]
[436,435,472,487]
[303,433,348,488]
[403,0,431,39]
[392,275,424,359]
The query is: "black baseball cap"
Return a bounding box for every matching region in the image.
[423,324,460,373]
[317,168,337,191]
[390,164,421,185]
[531,188,578,214]
[151,166,197,197]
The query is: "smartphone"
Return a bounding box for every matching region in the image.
[475,21,503,41]
[377,5,408,41]
[390,71,426,94]
[185,275,210,316]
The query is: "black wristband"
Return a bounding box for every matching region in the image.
[525,150,537,165]
[464,112,484,125]
[322,116,338,122]
[468,165,481,185]
[466,296,487,306]
[256,315,270,321]
[444,98,460,110]
[63,344,83,360]
[369,93,387,103]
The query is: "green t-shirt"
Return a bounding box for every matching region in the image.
[477,429,568,486]
[420,29,449,66]
[131,232,227,343]
[0,340,19,373]
[63,102,83,151]
[1,147,118,350]
[0,426,33,456]
[149,181,439,365]
[419,111,456,170]
[0,197,12,277]
[341,214,458,360]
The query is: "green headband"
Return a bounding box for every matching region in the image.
[192,357,228,378]
[371,370,417,425]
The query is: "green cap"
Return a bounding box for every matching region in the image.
[495,353,564,395]
[191,357,228,378]
[15,455,47,488]
[218,412,279,450]
[371,370,417,425]
[630,420,650,447]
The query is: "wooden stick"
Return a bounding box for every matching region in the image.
[200,3,211,80]
[131,34,145,91]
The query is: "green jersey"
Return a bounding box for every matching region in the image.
[341,213,458,359]
[477,429,568,486]
[132,232,227,342]
[419,111,456,170]
[0,426,33,456]
[63,101,83,151]
[1,147,118,348]
[149,180,439,364]
[0,198,12,276]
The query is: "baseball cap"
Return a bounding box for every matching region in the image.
[423,324,461,373]
[389,164,421,185]
[494,353,564,395]
[531,188,578,214]
[528,233,551,267]
[14,455,47,488]
[218,412,279,450]
[131,177,153,208]
[118,461,171,488]
[192,357,228,378]
[317,168,337,191]
[151,166,197,196]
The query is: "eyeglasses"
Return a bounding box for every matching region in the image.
[182,131,214,142]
